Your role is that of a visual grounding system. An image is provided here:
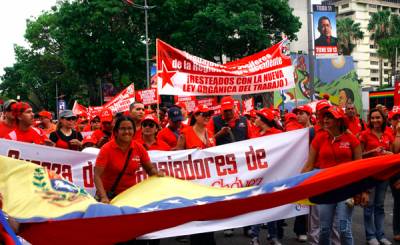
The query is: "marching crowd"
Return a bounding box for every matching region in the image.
[1,96,400,245]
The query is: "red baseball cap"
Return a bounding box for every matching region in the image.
[141,114,160,125]
[316,99,331,112]
[100,108,113,123]
[220,96,235,111]
[256,108,275,121]
[293,105,312,115]
[284,112,297,122]
[38,111,52,120]
[194,104,214,114]
[12,102,31,118]
[323,106,345,119]
[392,106,400,116]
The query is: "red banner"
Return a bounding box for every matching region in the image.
[136,88,158,106]
[174,96,197,112]
[72,84,135,116]
[395,80,400,106]
[157,39,294,96]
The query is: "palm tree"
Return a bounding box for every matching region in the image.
[337,18,364,55]
[368,10,391,87]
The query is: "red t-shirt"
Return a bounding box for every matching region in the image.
[0,121,15,138]
[133,127,142,141]
[92,129,112,145]
[5,126,48,145]
[359,129,393,157]
[344,116,362,136]
[311,131,360,169]
[137,138,171,151]
[285,121,303,131]
[254,127,282,137]
[95,139,150,194]
[208,117,256,139]
[181,126,215,149]
[157,127,180,148]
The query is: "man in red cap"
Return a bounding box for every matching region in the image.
[92,108,114,148]
[38,110,56,135]
[5,102,50,145]
[293,105,313,128]
[208,96,254,146]
[0,99,17,138]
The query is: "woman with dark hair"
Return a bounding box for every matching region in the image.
[301,106,365,245]
[137,114,170,151]
[360,108,394,245]
[250,108,284,245]
[174,104,216,245]
[49,110,83,151]
[94,115,163,204]
[175,104,215,150]
[254,108,282,137]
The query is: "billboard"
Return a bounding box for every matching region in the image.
[313,4,338,58]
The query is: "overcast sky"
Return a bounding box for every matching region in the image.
[0,0,57,79]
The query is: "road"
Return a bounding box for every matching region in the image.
[159,189,396,244]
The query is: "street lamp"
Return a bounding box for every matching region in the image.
[124,0,156,89]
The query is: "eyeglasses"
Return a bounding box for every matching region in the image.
[199,112,212,118]
[135,108,145,111]
[64,117,77,121]
[92,120,100,123]
[118,127,134,132]
[142,122,156,128]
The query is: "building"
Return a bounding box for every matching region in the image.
[322,0,400,88]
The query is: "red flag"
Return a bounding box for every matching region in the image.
[123,0,134,5]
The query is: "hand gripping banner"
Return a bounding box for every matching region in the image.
[157,39,295,95]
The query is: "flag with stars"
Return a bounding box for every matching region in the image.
[1,154,399,244]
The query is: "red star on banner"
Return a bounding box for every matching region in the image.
[159,61,176,88]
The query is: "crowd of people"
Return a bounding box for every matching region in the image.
[1,96,400,245]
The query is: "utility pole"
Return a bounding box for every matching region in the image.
[307,0,315,101]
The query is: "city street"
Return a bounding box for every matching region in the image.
[160,189,396,244]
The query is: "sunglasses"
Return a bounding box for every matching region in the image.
[142,122,156,128]
[63,117,77,121]
[199,112,212,118]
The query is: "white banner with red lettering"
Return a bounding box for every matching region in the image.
[72,83,135,116]
[0,128,309,236]
[243,98,254,114]
[157,39,295,96]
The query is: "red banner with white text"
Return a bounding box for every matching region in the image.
[136,88,158,106]
[157,39,295,96]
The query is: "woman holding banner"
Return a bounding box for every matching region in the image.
[250,108,284,245]
[174,104,216,245]
[360,108,397,245]
[301,106,366,245]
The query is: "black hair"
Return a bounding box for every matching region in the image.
[129,101,144,111]
[368,108,387,132]
[339,88,355,104]
[189,112,200,126]
[113,116,136,135]
[318,16,331,32]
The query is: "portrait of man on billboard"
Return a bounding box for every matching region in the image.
[315,16,337,47]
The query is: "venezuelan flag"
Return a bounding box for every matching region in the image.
[1,154,399,245]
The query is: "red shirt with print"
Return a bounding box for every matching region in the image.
[359,128,393,157]
[95,139,150,194]
[311,131,360,169]
[182,126,215,149]
[5,126,48,144]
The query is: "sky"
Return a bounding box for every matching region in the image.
[0,0,57,79]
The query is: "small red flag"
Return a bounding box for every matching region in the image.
[124,0,134,5]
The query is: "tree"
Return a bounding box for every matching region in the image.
[150,0,301,62]
[337,18,364,55]
[368,10,391,87]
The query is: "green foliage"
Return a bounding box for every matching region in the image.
[337,18,363,55]
[1,0,301,109]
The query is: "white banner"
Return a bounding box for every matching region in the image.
[0,128,309,237]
